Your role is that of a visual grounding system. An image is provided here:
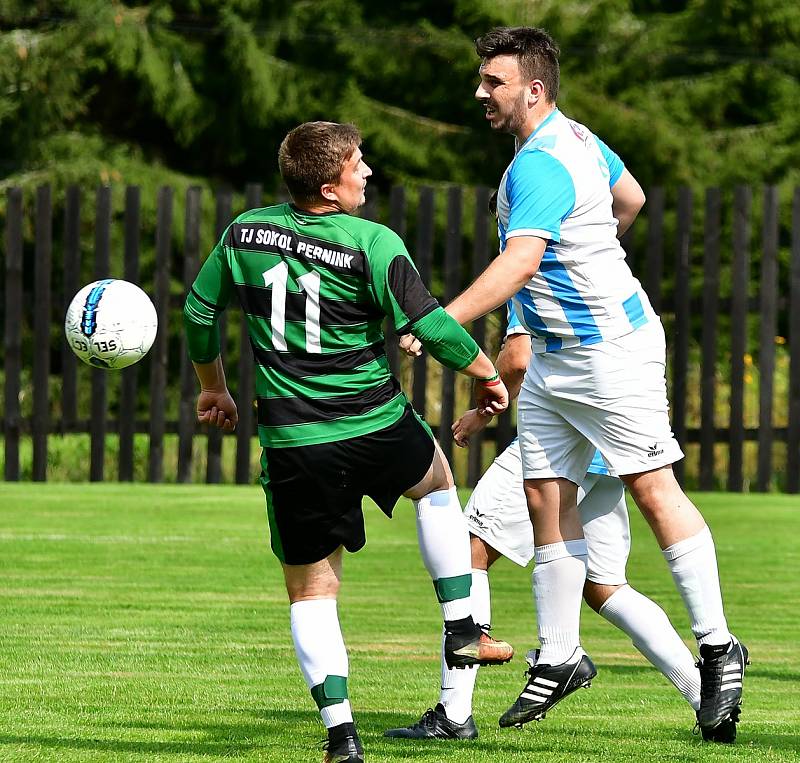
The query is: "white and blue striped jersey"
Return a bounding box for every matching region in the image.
[497,109,656,353]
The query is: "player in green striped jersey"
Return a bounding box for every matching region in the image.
[183,121,514,763]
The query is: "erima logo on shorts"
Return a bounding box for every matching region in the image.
[647,443,664,458]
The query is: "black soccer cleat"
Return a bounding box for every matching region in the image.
[444,628,514,669]
[384,703,478,740]
[699,706,740,744]
[499,648,596,728]
[322,722,364,763]
[696,637,749,739]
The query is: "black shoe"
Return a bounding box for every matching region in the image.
[384,703,478,740]
[444,628,514,669]
[322,722,364,763]
[696,637,749,738]
[699,706,740,744]
[499,648,596,728]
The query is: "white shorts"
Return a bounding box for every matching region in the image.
[517,320,684,483]
[464,440,630,585]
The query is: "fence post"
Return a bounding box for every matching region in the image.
[467,187,491,487]
[62,186,81,432]
[788,187,800,493]
[32,185,52,482]
[4,187,23,481]
[700,188,721,490]
[412,187,434,418]
[644,187,665,313]
[438,187,462,464]
[178,187,203,483]
[148,186,173,483]
[206,189,233,484]
[672,187,692,485]
[756,186,779,491]
[90,186,112,482]
[235,183,261,484]
[119,186,141,481]
[728,186,751,492]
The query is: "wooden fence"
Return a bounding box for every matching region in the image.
[2,183,800,491]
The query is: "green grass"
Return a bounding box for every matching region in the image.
[0,485,797,762]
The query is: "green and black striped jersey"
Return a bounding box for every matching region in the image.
[184,203,480,448]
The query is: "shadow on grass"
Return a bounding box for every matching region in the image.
[0,708,796,759]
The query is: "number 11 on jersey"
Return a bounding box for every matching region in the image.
[262,263,321,353]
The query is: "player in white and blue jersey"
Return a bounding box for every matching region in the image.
[384,312,705,741]
[444,27,746,742]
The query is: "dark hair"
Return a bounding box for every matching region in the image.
[278,122,361,204]
[475,27,560,103]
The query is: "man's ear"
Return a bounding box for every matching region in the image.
[321,182,338,202]
[527,79,545,107]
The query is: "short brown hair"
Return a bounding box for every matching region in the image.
[278,122,362,204]
[476,27,560,103]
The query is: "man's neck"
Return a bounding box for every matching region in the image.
[293,200,342,215]
[515,103,557,145]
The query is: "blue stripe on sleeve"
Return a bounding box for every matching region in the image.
[506,300,522,332]
[506,151,575,241]
[595,135,624,187]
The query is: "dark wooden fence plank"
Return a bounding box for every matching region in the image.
[412,187,434,417]
[61,186,81,430]
[728,186,751,492]
[206,189,233,483]
[235,183,261,483]
[147,186,173,483]
[671,188,692,485]
[118,186,141,481]
[468,186,491,487]
[788,187,800,493]
[386,186,406,380]
[178,186,202,483]
[32,185,52,481]
[699,188,721,490]
[438,187,462,463]
[3,187,23,481]
[620,220,636,274]
[757,186,779,491]
[644,187,665,313]
[90,186,112,482]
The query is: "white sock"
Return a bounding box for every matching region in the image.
[599,585,701,710]
[533,539,588,665]
[290,599,353,728]
[414,488,472,621]
[439,568,491,723]
[662,526,731,647]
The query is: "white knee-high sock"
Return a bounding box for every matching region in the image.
[290,599,353,728]
[414,488,472,621]
[438,568,491,723]
[662,526,731,647]
[533,539,588,665]
[599,585,701,710]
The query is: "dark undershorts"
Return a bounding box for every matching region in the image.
[260,405,436,565]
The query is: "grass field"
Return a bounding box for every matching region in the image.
[0,484,798,762]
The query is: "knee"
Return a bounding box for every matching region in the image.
[583,581,621,613]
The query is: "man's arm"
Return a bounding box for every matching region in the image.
[192,355,238,431]
[611,168,645,238]
[445,235,547,325]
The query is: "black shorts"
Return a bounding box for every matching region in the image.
[260,405,436,565]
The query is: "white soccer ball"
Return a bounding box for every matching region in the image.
[64,279,158,370]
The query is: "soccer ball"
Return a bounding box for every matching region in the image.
[64,279,158,369]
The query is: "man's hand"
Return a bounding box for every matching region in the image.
[474,377,508,417]
[196,388,238,431]
[452,407,490,448]
[399,333,423,357]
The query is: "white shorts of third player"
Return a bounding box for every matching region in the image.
[464,440,629,584]
[517,320,684,483]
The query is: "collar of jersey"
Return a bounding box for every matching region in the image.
[289,203,344,218]
[518,107,560,151]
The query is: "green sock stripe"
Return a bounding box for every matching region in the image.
[310,675,349,709]
[260,451,284,562]
[433,574,472,603]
